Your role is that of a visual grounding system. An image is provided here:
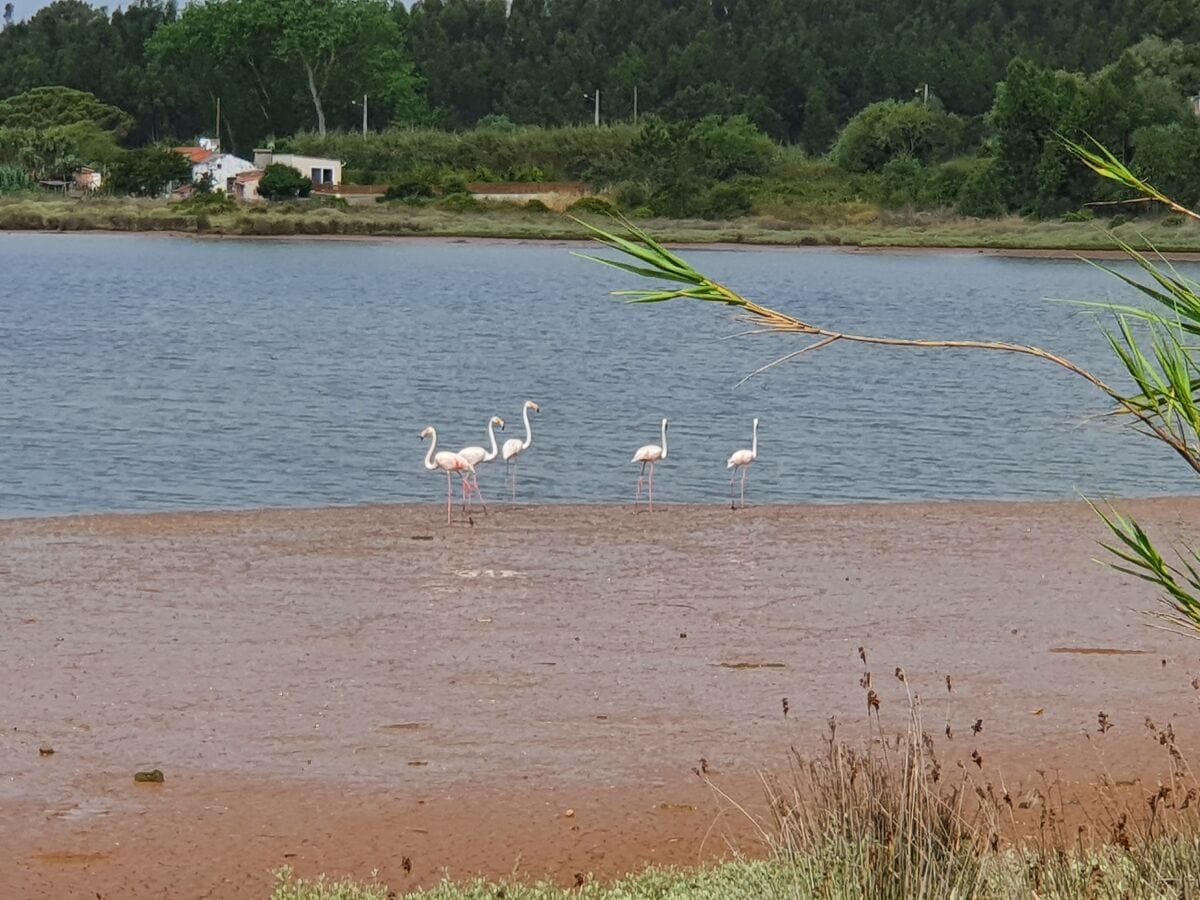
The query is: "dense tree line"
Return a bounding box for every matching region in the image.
[404,0,1200,147]
[2,0,1200,218]
[3,0,1200,152]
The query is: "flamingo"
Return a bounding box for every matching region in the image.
[420,426,475,524]
[632,418,669,510]
[458,415,505,512]
[501,400,540,500]
[726,417,759,509]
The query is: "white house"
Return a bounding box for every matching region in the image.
[253,148,343,186]
[174,138,257,193]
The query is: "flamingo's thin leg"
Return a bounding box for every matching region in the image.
[741,467,748,508]
[648,462,655,511]
[444,470,453,524]
[730,471,737,509]
[473,473,488,515]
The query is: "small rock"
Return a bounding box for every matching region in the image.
[133,769,164,783]
[564,808,575,818]
[38,744,54,757]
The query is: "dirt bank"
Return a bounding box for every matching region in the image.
[3,499,1200,898]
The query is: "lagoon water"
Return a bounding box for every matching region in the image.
[1,231,1195,516]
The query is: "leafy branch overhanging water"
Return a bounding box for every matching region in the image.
[576,144,1200,636]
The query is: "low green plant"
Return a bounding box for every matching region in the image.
[258,164,312,201]
[569,196,619,216]
[1061,208,1096,222]
[0,163,32,192]
[436,192,481,212]
[381,179,434,202]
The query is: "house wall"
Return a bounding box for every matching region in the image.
[253,150,343,186]
[234,177,262,202]
[193,154,257,193]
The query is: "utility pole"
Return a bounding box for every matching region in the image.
[915,83,929,105]
[594,88,600,127]
[633,86,638,125]
[215,97,221,150]
[362,94,368,137]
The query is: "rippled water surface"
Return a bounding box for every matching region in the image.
[2,232,1195,516]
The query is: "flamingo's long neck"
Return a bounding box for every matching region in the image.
[660,419,668,458]
[485,419,500,461]
[521,404,534,450]
[423,429,438,470]
[751,419,758,459]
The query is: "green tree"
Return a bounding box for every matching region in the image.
[107,146,190,196]
[0,85,133,136]
[832,100,964,173]
[148,0,424,150]
[257,162,312,200]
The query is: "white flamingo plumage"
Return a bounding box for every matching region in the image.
[420,426,475,524]
[501,400,539,500]
[457,415,505,512]
[632,418,669,510]
[726,417,759,509]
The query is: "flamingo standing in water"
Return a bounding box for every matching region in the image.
[632,418,669,510]
[502,400,540,500]
[458,415,505,512]
[420,426,475,524]
[726,417,759,509]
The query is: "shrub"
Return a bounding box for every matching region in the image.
[698,180,755,219]
[436,192,481,212]
[1060,208,1096,222]
[877,155,924,207]
[916,158,977,208]
[258,164,312,201]
[610,180,650,210]
[568,196,619,216]
[177,192,236,213]
[523,199,550,212]
[1108,213,1132,228]
[0,163,32,192]
[956,158,1007,217]
[476,114,519,132]
[381,179,434,201]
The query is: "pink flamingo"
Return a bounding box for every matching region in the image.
[726,417,759,509]
[501,400,540,500]
[420,426,475,524]
[458,415,505,512]
[632,418,669,510]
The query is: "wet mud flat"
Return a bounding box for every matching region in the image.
[3,498,1200,898]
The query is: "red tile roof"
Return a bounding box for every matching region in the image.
[174,146,214,164]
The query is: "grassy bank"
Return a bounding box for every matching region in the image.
[272,843,1200,899]
[6,194,1200,251]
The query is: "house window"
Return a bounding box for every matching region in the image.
[311,167,321,183]
[322,168,334,184]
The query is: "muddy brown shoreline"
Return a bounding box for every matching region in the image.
[4,499,1200,898]
[10,228,1200,259]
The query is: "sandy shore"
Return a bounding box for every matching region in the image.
[4,499,1200,898]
